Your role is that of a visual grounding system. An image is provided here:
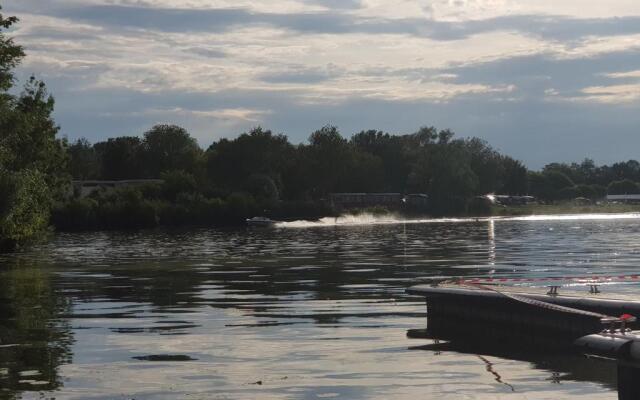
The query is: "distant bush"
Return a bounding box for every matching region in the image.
[428,195,468,216]
[558,186,579,200]
[51,197,98,230]
[0,169,51,249]
[54,185,272,230]
[245,174,279,202]
[608,179,640,195]
[467,196,492,216]
[161,170,197,201]
[157,193,226,226]
[226,192,258,220]
[53,186,158,230]
[572,184,606,200]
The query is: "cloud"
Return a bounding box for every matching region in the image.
[604,70,640,79]
[577,83,640,104]
[26,3,639,45]
[182,47,227,58]
[564,68,640,104]
[118,106,272,122]
[4,0,640,167]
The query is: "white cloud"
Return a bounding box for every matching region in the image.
[13,10,549,103]
[42,0,327,13]
[578,84,640,103]
[5,0,640,164]
[568,69,640,104]
[97,106,271,124]
[552,34,640,59]
[421,0,640,21]
[604,70,640,79]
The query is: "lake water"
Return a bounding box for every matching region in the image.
[3,213,640,399]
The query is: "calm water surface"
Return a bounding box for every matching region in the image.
[3,214,640,399]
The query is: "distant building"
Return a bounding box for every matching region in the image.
[606,194,640,203]
[71,179,164,198]
[330,193,403,209]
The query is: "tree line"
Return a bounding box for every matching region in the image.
[2,7,640,250]
[67,125,529,200]
[60,124,640,226]
[54,124,530,232]
[66,125,640,204]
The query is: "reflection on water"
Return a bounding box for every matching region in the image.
[3,215,640,398]
[0,262,73,400]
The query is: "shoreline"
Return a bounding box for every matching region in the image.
[50,205,640,233]
[489,203,640,217]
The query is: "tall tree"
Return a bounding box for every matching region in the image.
[500,156,528,195]
[142,124,201,177]
[0,8,68,249]
[351,130,410,192]
[464,137,502,195]
[206,127,294,197]
[0,7,22,92]
[306,125,351,196]
[68,138,100,180]
[608,179,640,195]
[94,136,142,180]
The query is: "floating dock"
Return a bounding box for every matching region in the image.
[408,283,640,338]
[407,281,640,400]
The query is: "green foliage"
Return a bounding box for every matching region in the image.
[66,120,640,225]
[1,77,69,198]
[54,185,263,230]
[558,185,579,200]
[52,186,158,230]
[51,197,98,230]
[0,169,50,248]
[94,136,142,180]
[350,130,410,192]
[0,7,23,92]
[467,196,492,216]
[408,138,478,214]
[226,192,258,218]
[161,170,197,201]
[68,138,99,180]
[10,7,640,236]
[465,137,502,194]
[500,157,528,195]
[206,127,292,196]
[306,125,352,196]
[574,184,606,200]
[0,263,72,392]
[528,170,574,201]
[142,124,202,177]
[71,125,204,181]
[608,179,640,195]
[0,11,68,249]
[56,118,640,228]
[245,173,279,202]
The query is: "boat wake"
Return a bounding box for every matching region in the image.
[275,212,640,229]
[275,213,483,228]
[504,213,640,222]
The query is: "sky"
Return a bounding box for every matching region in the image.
[4,0,640,168]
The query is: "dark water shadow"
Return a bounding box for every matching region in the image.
[407,322,618,393]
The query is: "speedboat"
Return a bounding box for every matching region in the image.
[246,216,275,227]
